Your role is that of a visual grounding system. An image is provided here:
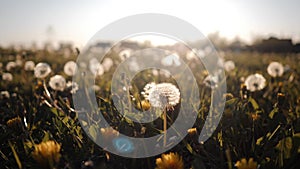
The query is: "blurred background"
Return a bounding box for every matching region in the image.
[1,0,300,50]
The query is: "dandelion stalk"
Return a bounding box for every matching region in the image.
[163,107,167,147]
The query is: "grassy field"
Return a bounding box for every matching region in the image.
[0,46,300,169]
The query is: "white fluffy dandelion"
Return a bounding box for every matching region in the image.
[245,73,266,92]
[224,60,235,72]
[24,61,35,71]
[49,75,66,91]
[34,62,52,78]
[142,82,180,109]
[267,61,284,77]
[89,58,104,76]
[64,61,77,76]
[6,61,16,71]
[2,72,13,81]
[142,82,180,147]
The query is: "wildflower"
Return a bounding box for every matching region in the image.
[244,73,266,92]
[235,158,257,169]
[224,60,235,72]
[6,61,16,71]
[142,83,180,109]
[89,58,104,76]
[66,81,79,94]
[2,72,13,81]
[161,53,181,66]
[267,61,284,77]
[34,62,52,78]
[63,61,77,76]
[155,152,184,169]
[49,75,66,91]
[32,140,61,168]
[24,61,35,71]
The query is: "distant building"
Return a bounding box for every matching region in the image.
[250,37,294,53]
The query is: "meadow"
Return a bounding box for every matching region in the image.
[0,45,300,169]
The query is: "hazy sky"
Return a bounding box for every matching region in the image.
[1,0,300,47]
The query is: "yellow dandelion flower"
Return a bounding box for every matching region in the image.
[187,128,197,136]
[137,100,151,111]
[32,140,61,168]
[235,158,257,169]
[141,100,151,111]
[155,152,184,169]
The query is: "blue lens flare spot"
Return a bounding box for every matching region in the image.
[113,137,134,153]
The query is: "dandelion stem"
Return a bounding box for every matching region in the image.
[163,107,167,147]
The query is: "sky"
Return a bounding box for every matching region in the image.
[1,0,300,47]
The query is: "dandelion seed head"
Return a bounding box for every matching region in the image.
[64,61,77,76]
[245,73,266,92]
[267,62,284,77]
[2,72,13,81]
[24,61,35,71]
[49,75,66,91]
[6,61,16,71]
[34,62,52,78]
[89,58,104,76]
[119,49,131,61]
[142,82,180,109]
[224,60,235,72]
